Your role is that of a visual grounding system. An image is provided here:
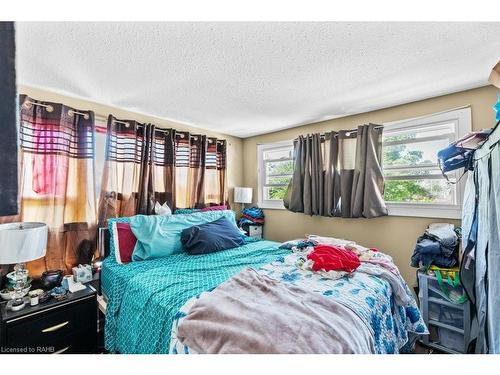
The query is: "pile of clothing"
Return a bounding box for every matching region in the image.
[410,223,460,268]
[279,234,411,306]
[238,207,265,226]
[307,244,361,272]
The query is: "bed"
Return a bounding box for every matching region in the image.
[101,216,426,354]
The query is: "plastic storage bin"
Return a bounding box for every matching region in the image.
[418,271,471,353]
[428,301,464,330]
[438,327,464,352]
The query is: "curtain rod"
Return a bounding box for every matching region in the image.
[95,115,225,144]
[294,124,383,141]
[24,100,91,120]
[23,105,227,145]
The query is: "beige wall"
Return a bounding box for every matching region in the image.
[243,85,499,285]
[19,85,244,208]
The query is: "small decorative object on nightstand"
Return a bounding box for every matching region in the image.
[0,222,48,312]
[0,285,98,354]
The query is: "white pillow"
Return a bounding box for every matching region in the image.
[155,201,172,216]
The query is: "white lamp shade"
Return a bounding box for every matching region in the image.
[0,222,48,264]
[234,187,253,204]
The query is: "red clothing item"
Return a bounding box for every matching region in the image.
[307,245,361,273]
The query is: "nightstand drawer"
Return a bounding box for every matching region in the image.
[5,296,96,349]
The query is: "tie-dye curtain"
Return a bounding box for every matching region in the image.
[0,95,97,276]
[98,116,227,226]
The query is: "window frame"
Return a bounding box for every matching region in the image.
[257,140,294,209]
[382,107,472,219]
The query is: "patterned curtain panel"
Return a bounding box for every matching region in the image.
[0,95,97,276]
[174,132,227,209]
[284,123,387,218]
[97,116,157,223]
[98,116,227,226]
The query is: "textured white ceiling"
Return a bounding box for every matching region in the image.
[16,22,500,138]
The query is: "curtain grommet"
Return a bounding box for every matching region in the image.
[68,109,89,120]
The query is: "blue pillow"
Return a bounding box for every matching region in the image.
[181,217,245,255]
[130,210,238,261]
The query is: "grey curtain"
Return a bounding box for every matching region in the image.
[284,123,387,218]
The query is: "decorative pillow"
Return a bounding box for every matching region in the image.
[181,217,245,255]
[111,222,137,264]
[199,205,227,212]
[154,201,172,216]
[130,210,238,261]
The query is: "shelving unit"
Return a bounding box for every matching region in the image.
[418,271,471,353]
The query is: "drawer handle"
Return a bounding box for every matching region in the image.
[42,321,69,333]
[54,346,70,354]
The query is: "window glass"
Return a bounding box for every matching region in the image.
[258,142,294,206]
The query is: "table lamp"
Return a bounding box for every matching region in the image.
[0,222,48,311]
[234,187,253,212]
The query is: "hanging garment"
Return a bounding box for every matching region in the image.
[494,93,500,122]
[437,130,491,177]
[461,120,500,354]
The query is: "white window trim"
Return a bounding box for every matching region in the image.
[257,140,294,210]
[382,107,472,219]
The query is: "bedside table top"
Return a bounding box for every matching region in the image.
[1,285,96,322]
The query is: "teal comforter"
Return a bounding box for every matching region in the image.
[102,224,288,353]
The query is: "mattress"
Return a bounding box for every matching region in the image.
[102,239,289,353]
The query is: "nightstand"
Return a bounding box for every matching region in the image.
[0,285,97,354]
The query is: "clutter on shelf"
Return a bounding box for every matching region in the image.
[411,223,461,269]
[238,206,265,227]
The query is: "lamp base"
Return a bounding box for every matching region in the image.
[7,296,29,311]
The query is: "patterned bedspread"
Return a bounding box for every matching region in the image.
[102,237,290,354]
[102,218,426,354]
[169,252,427,354]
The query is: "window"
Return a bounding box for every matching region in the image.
[257,141,294,209]
[382,107,471,219]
